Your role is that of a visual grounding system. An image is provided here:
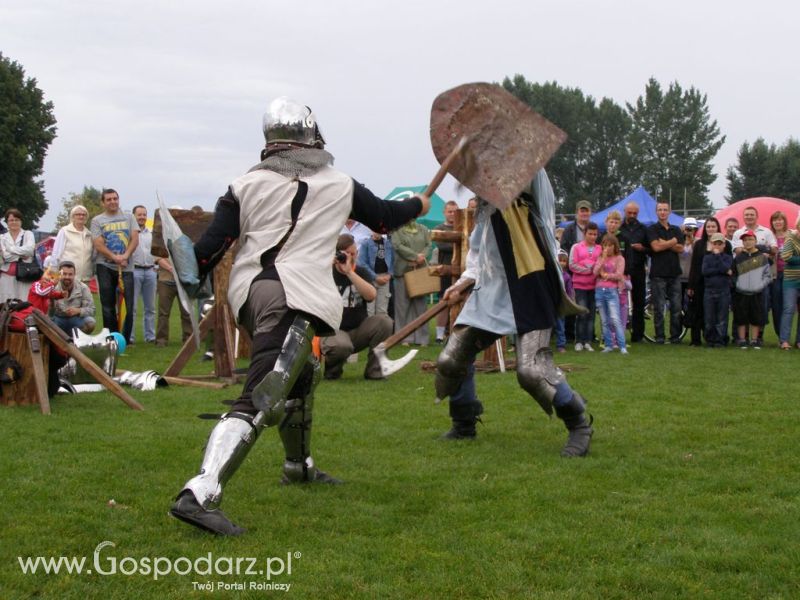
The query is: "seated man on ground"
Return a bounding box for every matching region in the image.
[322,234,393,380]
[52,261,96,335]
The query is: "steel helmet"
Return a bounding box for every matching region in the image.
[262,96,325,148]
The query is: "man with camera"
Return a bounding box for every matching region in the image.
[321,233,393,380]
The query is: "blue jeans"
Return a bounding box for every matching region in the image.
[96,264,135,343]
[554,317,566,349]
[52,315,96,336]
[574,288,596,344]
[133,267,157,342]
[595,287,626,350]
[779,285,800,344]
[650,276,682,342]
[450,361,478,407]
[770,274,783,337]
[703,287,730,346]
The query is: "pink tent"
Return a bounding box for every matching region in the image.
[714,197,800,230]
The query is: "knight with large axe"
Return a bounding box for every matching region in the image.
[376,83,592,456]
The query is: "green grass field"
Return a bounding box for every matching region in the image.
[1,304,799,599]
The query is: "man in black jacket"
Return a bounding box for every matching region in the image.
[560,199,592,342]
[619,202,649,342]
[645,201,685,344]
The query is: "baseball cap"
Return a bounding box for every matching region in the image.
[709,233,725,243]
[575,200,592,211]
[683,217,698,229]
[739,229,756,240]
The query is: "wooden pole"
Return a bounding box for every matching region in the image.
[162,376,229,390]
[164,308,215,377]
[23,317,51,414]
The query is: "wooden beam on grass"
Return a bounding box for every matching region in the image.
[162,376,229,390]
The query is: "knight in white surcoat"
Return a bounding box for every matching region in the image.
[170,97,429,535]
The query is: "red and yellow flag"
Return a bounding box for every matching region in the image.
[117,266,127,333]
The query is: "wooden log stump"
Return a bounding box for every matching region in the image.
[0,331,50,408]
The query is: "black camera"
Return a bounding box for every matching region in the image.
[335,251,348,264]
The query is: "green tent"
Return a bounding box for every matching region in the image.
[384,186,446,230]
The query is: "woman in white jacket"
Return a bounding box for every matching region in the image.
[0,208,36,302]
[48,205,95,282]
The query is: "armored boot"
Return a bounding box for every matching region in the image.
[170,411,263,535]
[279,357,342,485]
[440,400,484,440]
[554,393,593,457]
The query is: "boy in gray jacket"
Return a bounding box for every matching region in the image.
[732,230,771,349]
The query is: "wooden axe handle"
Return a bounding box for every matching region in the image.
[381,279,473,351]
[423,135,469,198]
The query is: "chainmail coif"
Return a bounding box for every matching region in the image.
[248,148,334,179]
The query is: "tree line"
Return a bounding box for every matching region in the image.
[503,74,725,215]
[1,50,797,229]
[726,138,800,204]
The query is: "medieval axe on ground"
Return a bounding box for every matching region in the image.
[373,82,567,377]
[373,279,474,377]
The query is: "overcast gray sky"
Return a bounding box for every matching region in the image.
[2,0,798,230]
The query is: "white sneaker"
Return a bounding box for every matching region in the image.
[574,343,583,352]
[601,347,613,353]
[584,343,594,352]
[620,348,629,355]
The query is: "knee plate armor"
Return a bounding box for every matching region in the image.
[435,327,496,401]
[252,316,315,418]
[516,329,564,416]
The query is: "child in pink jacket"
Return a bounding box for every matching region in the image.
[569,222,600,351]
[593,234,628,354]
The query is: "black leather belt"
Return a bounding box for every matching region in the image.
[135,265,154,269]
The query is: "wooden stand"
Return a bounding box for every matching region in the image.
[0,310,144,414]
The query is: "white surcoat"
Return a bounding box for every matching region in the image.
[228,166,354,331]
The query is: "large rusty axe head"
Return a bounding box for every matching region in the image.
[430,83,567,210]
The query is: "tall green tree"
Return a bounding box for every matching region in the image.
[55,186,104,229]
[0,53,57,228]
[726,138,800,204]
[502,75,633,213]
[627,78,724,212]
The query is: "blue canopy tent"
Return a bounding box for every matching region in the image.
[559,186,685,231]
[385,186,445,230]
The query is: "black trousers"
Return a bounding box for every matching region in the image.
[629,267,646,342]
[96,265,135,343]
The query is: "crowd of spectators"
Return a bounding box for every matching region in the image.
[557,200,800,351]
[5,193,799,367]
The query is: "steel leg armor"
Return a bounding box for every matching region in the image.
[278,355,338,483]
[516,328,592,456]
[171,316,336,535]
[252,316,315,414]
[180,411,264,511]
[171,411,264,535]
[515,329,565,416]
[435,326,498,401]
